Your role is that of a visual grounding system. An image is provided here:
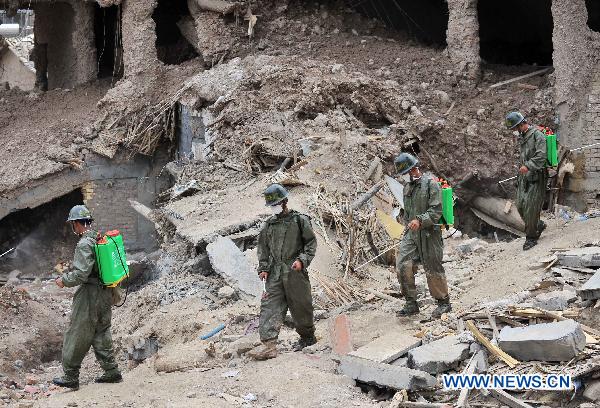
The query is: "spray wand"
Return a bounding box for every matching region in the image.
[0,248,15,259]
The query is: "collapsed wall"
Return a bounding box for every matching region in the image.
[552,0,600,210]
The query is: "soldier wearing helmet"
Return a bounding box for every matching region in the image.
[53,205,122,389]
[393,153,451,319]
[247,184,318,360]
[505,111,548,250]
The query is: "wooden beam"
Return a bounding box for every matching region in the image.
[456,353,478,407]
[466,320,519,368]
[488,67,552,89]
[488,389,534,408]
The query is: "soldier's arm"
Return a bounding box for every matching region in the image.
[417,180,443,228]
[61,239,96,287]
[297,216,317,268]
[257,225,270,274]
[525,131,547,172]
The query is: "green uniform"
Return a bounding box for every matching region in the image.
[396,174,449,302]
[60,230,119,381]
[257,211,317,342]
[516,127,548,239]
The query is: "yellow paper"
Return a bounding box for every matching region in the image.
[376,209,405,239]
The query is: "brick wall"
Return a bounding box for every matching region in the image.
[584,69,600,208]
[83,178,140,245]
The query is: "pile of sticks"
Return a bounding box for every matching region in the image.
[309,186,392,277]
[310,267,368,309]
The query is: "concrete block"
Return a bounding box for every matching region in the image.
[206,236,262,297]
[349,332,421,363]
[578,270,600,301]
[330,314,353,355]
[583,379,600,402]
[407,335,471,374]
[533,289,577,311]
[558,247,600,268]
[339,355,437,391]
[498,319,586,362]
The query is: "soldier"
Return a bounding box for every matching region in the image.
[394,153,451,319]
[53,205,122,389]
[505,112,548,250]
[247,184,318,360]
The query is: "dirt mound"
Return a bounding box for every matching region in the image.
[0,284,65,377]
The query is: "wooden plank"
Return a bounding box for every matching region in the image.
[486,308,500,344]
[489,389,534,408]
[466,320,519,368]
[488,67,552,89]
[456,354,478,407]
[534,308,600,338]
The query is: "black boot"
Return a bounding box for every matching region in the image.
[396,300,420,317]
[95,371,123,383]
[292,335,317,352]
[53,376,79,389]
[431,297,452,319]
[523,238,538,250]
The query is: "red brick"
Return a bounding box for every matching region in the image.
[329,314,353,355]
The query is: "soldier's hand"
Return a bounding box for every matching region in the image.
[55,277,65,288]
[519,165,529,174]
[292,260,303,271]
[408,219,421,231]
[259,272,268,281]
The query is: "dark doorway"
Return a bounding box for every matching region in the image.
[478,0,553,65]
[0,190,84,278]
[152,0,198,65]
[351,0,449,46]
[586,0,600,32]
[94,4,124,78]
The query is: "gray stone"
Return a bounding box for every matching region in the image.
[338,355,437,391]
[457,238,487,254]
[206,236,262,297]
[182,254,212,276]
[584,379,600,402]
[533,289,577,311]
[407,335,471,374]
[558,247,600,268]
[578,270,600,301]
[127,337,159,362]
[218,286,236,299]
[498,319,586,362]
[229,337,257,356]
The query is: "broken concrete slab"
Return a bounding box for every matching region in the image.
[578,270,600,301]
[349,332,421,364]
[339,355,436,391]
[407,335,471,374]
[558,247,600,268]
[206,236,262,297]
[498,319,586,362]
[533,289,577,311]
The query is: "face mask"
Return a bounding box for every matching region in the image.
[399,174,411,183]
[270,205,283,215]
[512,131,520,137]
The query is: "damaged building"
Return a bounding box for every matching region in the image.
[0,0,598,275]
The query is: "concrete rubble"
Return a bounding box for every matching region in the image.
[338,355,437,391]
[533,289,577,311]
[206,236,262,298]
[498,319,586,362]
[407,334,472,374]
[558,247,600,268]
[578,270,600,301]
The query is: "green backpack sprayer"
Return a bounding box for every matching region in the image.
[95,230,129,288]
[435,178,455,229]
[538,126,559,167]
